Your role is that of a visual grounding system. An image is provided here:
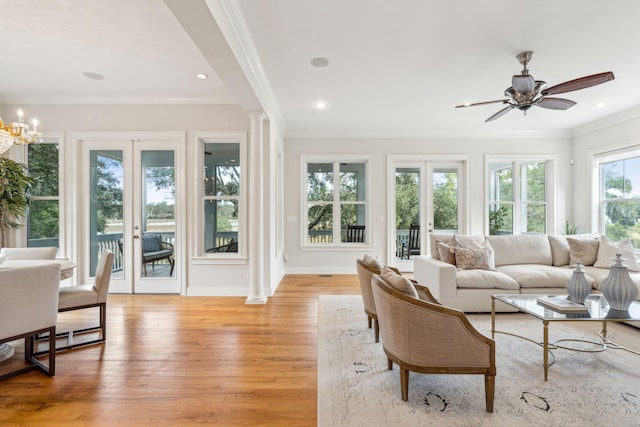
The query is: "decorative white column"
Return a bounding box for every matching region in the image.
[246,112,268,304]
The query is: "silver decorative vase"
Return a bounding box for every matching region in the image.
[566,261,590,304]
[601,253,638,311]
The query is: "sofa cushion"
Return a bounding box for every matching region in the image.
[362,253,384,271]
[453,240,495,271]
[486,234,552,267]
[593,236,640,272]
[453,235,486,249]
[567,236,600,266]
[380,267,418,298]
[548,235,570,266]
[497,264,592,288]
[456,269,520,290]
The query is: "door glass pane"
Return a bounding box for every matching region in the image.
[141,150,175,277]
[395,168,420,259]
[433,168,458,233]
[90,150,123,277]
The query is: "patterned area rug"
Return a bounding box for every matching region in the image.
[318,295,640,427]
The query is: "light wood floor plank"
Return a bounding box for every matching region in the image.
[0,274,360,425]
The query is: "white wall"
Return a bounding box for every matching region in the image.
[284,136,573,274]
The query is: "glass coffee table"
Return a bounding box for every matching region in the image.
[491,294,640,381]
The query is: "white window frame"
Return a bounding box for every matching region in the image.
[17,132,65,254]
[193,132,247,261]
[300,155,371,249]
[591,144,640,241]
[486,155,557,235]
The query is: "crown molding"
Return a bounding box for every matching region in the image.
[284,127,572,140]
[572,105,640,137]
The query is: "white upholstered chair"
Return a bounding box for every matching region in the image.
[56,250,114,351]
[0,263,61,381]
[0,247,57,260]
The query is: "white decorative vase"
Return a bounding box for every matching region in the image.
[566,261,590,304]
[601,253,638,311]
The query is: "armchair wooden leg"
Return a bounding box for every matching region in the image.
[374,318,380,343]
[387,358,393,370]
[400,367,409,401]
[367,316,372,329]
[485,374,495,413]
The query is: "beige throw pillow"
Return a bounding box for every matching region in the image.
[362,253,383,270]
[594,237,640,271]
[380,267,419,298]
[454,241,496,271]
[436,240,456,265]
[567,236,599,266]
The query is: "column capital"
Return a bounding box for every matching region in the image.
[249,111,266,122]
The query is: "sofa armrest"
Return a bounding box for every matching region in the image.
[413,255,458,307]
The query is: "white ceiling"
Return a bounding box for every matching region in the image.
[2,0,640,138]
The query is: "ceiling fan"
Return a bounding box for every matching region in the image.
[455,51,615,122]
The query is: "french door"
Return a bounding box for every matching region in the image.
[389,157,467,270]
[81,134,184,294]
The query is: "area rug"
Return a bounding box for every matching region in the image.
[318,295,640,426]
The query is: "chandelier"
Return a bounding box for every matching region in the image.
[0,109,42,155]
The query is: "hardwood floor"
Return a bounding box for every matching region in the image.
[0,274,361,426]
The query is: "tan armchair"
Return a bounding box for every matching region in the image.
[372,273,496,412]
[0,263,61,381]
[357,258,438,343]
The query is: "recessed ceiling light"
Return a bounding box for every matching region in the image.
[310,57,330,68]
[196,73,209,80]
[314,101,327,110]
[82,72,104,80]
[594,102,607,108]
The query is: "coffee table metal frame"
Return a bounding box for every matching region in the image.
[491,294,640,381]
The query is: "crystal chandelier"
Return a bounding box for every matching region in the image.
[0,109,42,155]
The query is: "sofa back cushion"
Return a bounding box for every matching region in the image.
[486,234,552,266]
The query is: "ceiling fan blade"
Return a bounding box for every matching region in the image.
[541,72,615,96]
[455,100,508,108]
[537,97,577,110]
[485,105,514,122]
[512,75,536,93]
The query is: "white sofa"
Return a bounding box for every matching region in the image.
[414,233,640,313]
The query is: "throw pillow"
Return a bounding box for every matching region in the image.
[362,253,383,271]
[593,236,640,271]
[380,267,419,298]
[454,243,496,271]
[567,236,599,266]
[436,240,456,266]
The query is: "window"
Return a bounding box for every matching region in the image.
[202,142,241,255]
[596,150,640,248]
[488,159,551,235]
[27,141,60,249]
[304,157,369,246]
